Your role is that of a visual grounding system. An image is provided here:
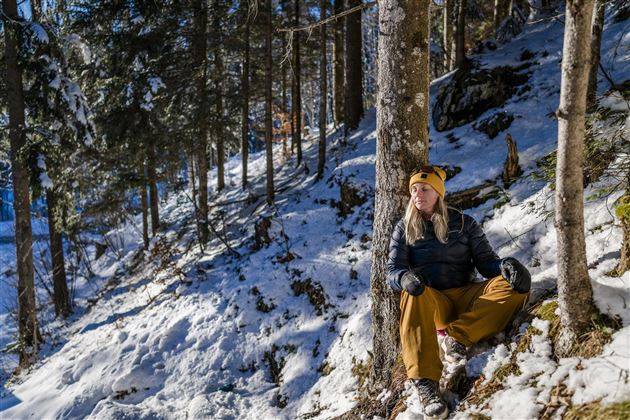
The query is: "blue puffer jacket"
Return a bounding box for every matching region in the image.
[387,208,502,291]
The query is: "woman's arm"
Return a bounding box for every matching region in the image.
[466,216,502,279]
[386,220,410,291]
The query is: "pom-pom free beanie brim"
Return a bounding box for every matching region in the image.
[408,166,447,198]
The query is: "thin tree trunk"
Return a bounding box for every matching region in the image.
[265,0,275,205]
[333,0,345,126]
[369,0,430,392]
[281,0,289,157]
[344,0,363,132]
[147,140,159,236]
[455,0,467,70]
[494,0,510,34]
[193,0,209,244]
[188,151,197,203]
[242,11,251,189]
[3,0,41,366]
[555,0,597,357]
[587,0,606,110]
[140,183,149,249]
[46,187,71,318]
[292,0,303,165]
[317,0,328,179]
[214,0,225,192]
[443,0,454,71]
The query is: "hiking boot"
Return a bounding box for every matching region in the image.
[441,335,467,363]
[411,378,448,419]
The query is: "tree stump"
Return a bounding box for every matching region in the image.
[503,133,520,186]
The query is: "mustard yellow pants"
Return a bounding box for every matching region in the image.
[400,275,528,381]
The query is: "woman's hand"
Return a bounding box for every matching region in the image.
[500,257,531,293]
[401,271,425,296]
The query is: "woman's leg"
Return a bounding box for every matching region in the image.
[400,288,455,381]
[443,275,528,346]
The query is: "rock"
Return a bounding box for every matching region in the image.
[432,65,529,132]
[474,112,514,139]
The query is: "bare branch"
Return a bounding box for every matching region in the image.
[276,1,376,33]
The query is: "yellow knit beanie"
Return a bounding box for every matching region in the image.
[408,166,447,198]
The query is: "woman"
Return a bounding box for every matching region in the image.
[387,166,530,419]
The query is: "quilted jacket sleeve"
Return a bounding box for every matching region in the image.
[387,219,409,291]
[467,216,502,279]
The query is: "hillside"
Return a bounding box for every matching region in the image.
[1,9,629,420]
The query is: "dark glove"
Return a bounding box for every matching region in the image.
[401,271,425,296]
[500,257,531,293]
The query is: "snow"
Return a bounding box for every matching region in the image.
[1,8,630,420]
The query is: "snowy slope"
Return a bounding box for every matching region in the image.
[1,10,629,420]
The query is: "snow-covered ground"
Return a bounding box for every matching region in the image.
[1,9,629,420]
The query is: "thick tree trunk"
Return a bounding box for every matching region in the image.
[265,0,275,205]
[140,183,149,249]
[443,0,454,71]
[46,188,71,318]
[193,0,209,244]
[587,0,606,110]
[3,0,41,366]
[292,0,303,165]
[344,0,364,132]
[555,0,597,357]
[455,0,467,70]
[242,12,250,189]
[333,0,345,126]
[147,140,159,236]
[317,0,328,179]
[214,1,225,192]
[370,0,431,392]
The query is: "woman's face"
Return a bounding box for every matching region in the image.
[411,182,439,215]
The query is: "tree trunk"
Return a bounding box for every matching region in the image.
[3,0,41,366]
[242,10,251,189]
[503,133,520,186]
[140,183,149,249]
[443,0,454,71]
[147,140,159,236]
[265,0,275,205]
[188,152,197,203]
[214,1,226,192]
[369,0,431,392]
[555,0,597,357]
[333,0,345,126]
[281,0,289,157]
[46,187,71,318]
[587,0,606,110]
[455,0,467,70]
[193,0,209,244]
[292,0,303,165]
[494,0,511,34]
[317,0,328,179]
[344,0,364,132]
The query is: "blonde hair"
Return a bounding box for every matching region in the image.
[404,196,449,244]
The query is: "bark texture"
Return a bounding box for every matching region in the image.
[292,0,303,164]
[587,0,606,110]
[443,0,455,71]
[494,0,511,33]
[141,183,149,249]
[370,0,430,392]
[344,0,364,132]
[46,188,71,318]
[213,0,226,192]
[193,0,209,243]
[241,11,250,188]
[147,139,159,236]
[502,133,520,186]
[265,0,275,205]
[317,0,328,179]
[555,0,597,357]
[3,0,41,366]
[333,0,345,126]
